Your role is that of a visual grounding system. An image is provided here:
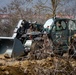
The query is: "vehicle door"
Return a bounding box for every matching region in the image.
[51,20,68,47]
[68,20,76,37]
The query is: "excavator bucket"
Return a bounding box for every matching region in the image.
[0,19,29,58]
[0,37,25,58]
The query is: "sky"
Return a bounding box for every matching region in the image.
[0,0,74,13]
[0,0,73,8]
[0,0,49,7]
[0,0,37,9]
[0,0,11,7]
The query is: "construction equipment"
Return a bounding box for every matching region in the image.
[0,19,44,58]
[21,21,43,51]
[22,31,43,52]
[43,17,76,56]
[0,20,25,58]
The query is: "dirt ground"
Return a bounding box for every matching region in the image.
[0,45,76,75]
[0,56,76,75]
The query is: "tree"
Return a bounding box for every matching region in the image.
[0,0,33,36]
[51,0,60,17]
[34,0,66,18]
[63,0,76,18]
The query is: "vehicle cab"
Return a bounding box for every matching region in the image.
[43,17,76,55]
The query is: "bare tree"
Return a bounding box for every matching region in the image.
[0,0,33,36]
[51,0,60,17]
[63,0,76,19]
[34,0,65,18]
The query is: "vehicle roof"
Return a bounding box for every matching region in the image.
[52,17,71,20]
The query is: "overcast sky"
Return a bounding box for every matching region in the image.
[0,0,75,13]
[0,0,11,7]
[0,0,73,8]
